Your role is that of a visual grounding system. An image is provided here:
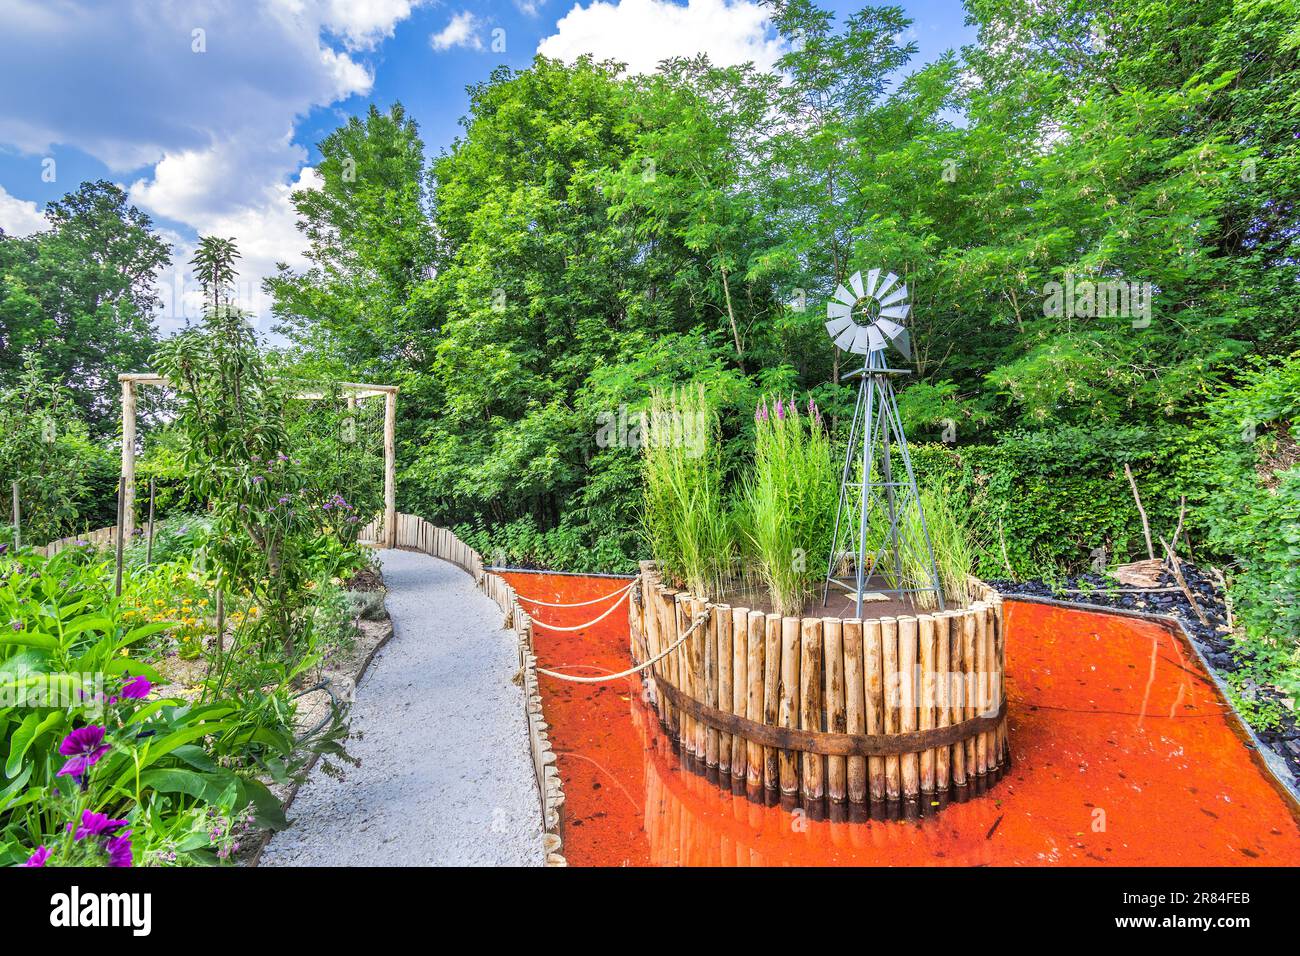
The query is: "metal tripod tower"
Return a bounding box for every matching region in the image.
[822,349,945,616]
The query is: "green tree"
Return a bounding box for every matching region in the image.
[0,181,170,432]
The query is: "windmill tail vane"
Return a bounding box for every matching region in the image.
[821,266,945,616]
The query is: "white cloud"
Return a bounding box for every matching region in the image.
[0,1,419,328]
[430,11,484,51]
[0,184,46,237]
[154,167,324,335]
[538,0,785,74]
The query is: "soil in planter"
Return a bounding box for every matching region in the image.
[707,574,947,620]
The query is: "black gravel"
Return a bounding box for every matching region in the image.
[988,564,1300,790]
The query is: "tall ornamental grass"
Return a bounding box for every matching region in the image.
[852,477,975,609]
[740,396,836,616]
[642,384,732,598]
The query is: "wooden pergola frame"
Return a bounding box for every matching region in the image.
[118,373,399,548]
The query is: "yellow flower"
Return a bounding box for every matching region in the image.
[199,599,209,608]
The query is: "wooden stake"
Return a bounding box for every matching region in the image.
[120,379,137,539]
[1162,538,1210,626]
[383,389,397,549]
[692,596,708,761]
[918,614,936,793]
[934,611,952,791]
[707,604,725,772]
[746,610,766,794]
[823,617,846,804]
[863,619,886,802]
[731,607,748,781]
[762,613,781,792]
[146,476,156,565]
[798,617,824,805]
[842,618,866,804]
[880,617,901,801]
[973,602,989,775]
[778,616,801,797]
[949,612,967,788]
[962,610,979,776]
[897,616,919,800]
[1124,462,1155,560]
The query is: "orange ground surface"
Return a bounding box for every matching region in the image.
[503,571,1300,867]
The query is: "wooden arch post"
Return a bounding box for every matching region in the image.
[118,374,397,545]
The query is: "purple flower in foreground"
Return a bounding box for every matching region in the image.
[774,400,785,420]
[56,726,109,778]
[9,619,21,631]
[119,675,151,700]
[105,833,133,867]
[23,846,48,867]
[69,810,129,841]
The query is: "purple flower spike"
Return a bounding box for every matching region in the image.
[70,810,129,841]
[23,846,49,867]
[56,726,109,779]
[105,832,133,867]
[119,675,151,700]
[774,400,784,421]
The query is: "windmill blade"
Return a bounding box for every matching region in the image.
[825,316,854,337]
[879,303,911,320]
[889,327,912,359]
[864,268,882,298]
[833,325,858,351]
[848,271,864,298]
[826,301,853,320]
[834,284,856,307]
[879,282,909,307]
[850,324,885,354]
[876,318,906,340]
[875,272,900,299]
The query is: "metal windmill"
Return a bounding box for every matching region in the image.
[822,268,945,616]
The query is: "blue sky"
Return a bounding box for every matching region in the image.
[0,0,975,331]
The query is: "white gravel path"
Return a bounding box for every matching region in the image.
[260,549,542,866]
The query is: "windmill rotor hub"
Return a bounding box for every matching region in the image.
[823,267,913,360]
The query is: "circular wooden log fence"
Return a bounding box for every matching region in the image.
[628,563,1009,812]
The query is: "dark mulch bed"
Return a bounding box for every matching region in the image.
[988,564,1300,792]
[344,567,384,592]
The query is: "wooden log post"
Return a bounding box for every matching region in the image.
[383,388,397,549]
[691,597,708,761]
[778,616,801,798]
[716,604,732,777]
[731,607,749,783]
[863,618,886,802]
[897,615,919,801]
[962,610,979,779]
[746,610,766,795]
[798,617,824,806]
[918,614,937,793]
[762,613,782,792]
[973,602,989,776]
[934,611,952,791]
[677,596,695,757]
[823,617,847,805]
[120,379,137,539]
[949,611,967,788]
[704,602,721,771]
[880,617,901,801]
[842,618,867,804]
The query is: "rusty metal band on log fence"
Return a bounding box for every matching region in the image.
[655,677,1006,758]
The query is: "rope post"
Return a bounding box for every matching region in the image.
[10,480,19,552]
[120,378,137,539]
[114,476,125,597]
[146,477,156,566]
